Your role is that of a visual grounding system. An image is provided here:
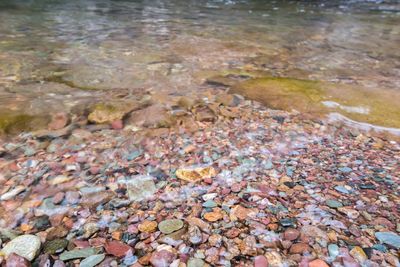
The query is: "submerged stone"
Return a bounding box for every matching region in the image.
[158,219,184,234]
[124,175,157,202]
[1,234,41,261]
[79,254,105,267]
[375,232,400,249]
[59,248,97,261]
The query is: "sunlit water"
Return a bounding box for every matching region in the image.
[0,0,399,134]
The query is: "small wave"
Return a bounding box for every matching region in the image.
[328,112,400,136]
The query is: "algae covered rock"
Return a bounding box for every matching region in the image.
[0,113,50,135]
[88,101,142,124]
[125,104,174,128]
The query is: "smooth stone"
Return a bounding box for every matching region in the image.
[124,175,157,202]
[158,219,184,234]
[150,250,176,267]
[43,239,68,254]
[1,234,41,261]
[79,254,105,267]
[59,248,97,261]
[5,253,30,267]
[0,186,26,201]
[187,258,206,267]
[254,255,269,267]
[202,200,217,208]
[328,244,339,259]
[349,246,367,263]
[188,225,202,245]
[375,232,400,249]
[339,167,352,173]
[326,199,343,208]
[334,186,351,194]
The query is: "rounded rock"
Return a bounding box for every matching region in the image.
[158,219,184,234]
[254,255,269,267]
[1,234,41,261]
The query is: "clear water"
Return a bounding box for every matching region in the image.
[0,0,399,131]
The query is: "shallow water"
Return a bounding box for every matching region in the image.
[0,0,399,134]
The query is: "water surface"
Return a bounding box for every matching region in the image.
[1,0,399,134]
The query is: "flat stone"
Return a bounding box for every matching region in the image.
[176,165,216,182]
[0,186,26,201]
[104,241,132,258]
[289,243,310,254]
[124,175,157,202]
[326,199,343,208]
[254,255,269,267]
[59,248,97,261]
[1,234,41,261]
[187,258,205,267]
[149,250,176,267]
[349,246,367,263]
[158,219,184,234]
[43,239,68,254]
[375,232,400,249]
[309,259,329,267]
[188,225,202,245]
[328,244,339,259]
[79,254,105,267]
[138,221,158,233]
[338,167,352,173]
[283,228,300,241]
[204,211,223,222]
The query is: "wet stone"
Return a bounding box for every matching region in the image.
[158,219,184,234]
[5,253,30,267]
[125,175,157,202]
[187,258,205,267]
[375,232,400,249]
[79,254,105,267]
[43,239,68,254]
[59,248,97,261]
[149,250,176,267]
[104,241,132,258]
[188,225,202,245]
[1,234,41,261]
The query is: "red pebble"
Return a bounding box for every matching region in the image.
[111,120,124,130]
[6,253,30,267]
[254,255,269,267]
[105,241,132,258]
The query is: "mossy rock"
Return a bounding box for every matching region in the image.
[0,113,50,135]
[211,74,400,129]
[88,101,143,124]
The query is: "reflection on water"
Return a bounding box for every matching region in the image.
[0,0,399,133]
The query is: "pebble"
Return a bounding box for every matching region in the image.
[150,250,176,267]
[43,239,68,254]
[104,241,132,258]
[283,228,300,241]
[328,244,339,259]
[254,255,269,267]
[125,175,157,202]
[79,254,105,267]
[326,199,343,208]
[187,258,206,267]
[349,246,367,263]
[5,253,30,267]
[1,234,41,261]
[308,259,329,267]
[158,219,184,234]
[59,248,97,261]
[188,225,203,245]
[138,220,158,233]
[175,165,216,182]
[0,186,25,201]
[375,232,400,249]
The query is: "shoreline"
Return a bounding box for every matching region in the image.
[0,95,399,266]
